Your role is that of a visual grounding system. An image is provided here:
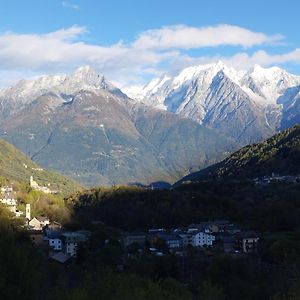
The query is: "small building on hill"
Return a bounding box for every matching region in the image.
[0,186,13,193]
[29,217,50,230]
[123,232,146,250]
[62,232,88,257]
[235,232,259,253]
[48,231,63,251]
[30,176,53,194]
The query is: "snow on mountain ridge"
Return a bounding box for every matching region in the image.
[242,64,300,105]
[125,61,247,113]
[123,61,300,144]
[126,61,300,108]
[0,65,115,103]
[0,66,119,117]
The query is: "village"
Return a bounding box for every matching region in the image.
[253,173,300,185]
[0,176,260,267]
[122,220,260,258]
[0,175,58,219]
[0,176,92,264]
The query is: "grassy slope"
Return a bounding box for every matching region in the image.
[0,139,82,195]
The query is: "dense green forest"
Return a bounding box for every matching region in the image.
[2,179,300,299]
[67,181,300,235]
[62,180,300,299]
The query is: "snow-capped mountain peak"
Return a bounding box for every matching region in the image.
[171,60,240,88]
[123,61,300,144]
[241,64,300,105]
[0,66,120,117]
[125,60,243,101]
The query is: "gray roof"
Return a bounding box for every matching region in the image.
[235,231,259,239]
[50,252,71,264]
[47,230,63,239]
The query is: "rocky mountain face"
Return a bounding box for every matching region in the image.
[0,67,236,186]
[125,61,300,145]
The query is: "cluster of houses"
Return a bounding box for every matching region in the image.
[0,182,90,264]
[28,214,91,264]
[0,175,58,219]
[30,175,57,194]
[0,186,24,217]
[122,220,260,256]
[0,182,54,224]
[44,228,91,263]
[254,173,300,185]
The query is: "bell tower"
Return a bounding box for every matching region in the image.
[26,203,31,220]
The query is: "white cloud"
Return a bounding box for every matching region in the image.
[161,49,300,76]
[221,49,300,70]
[0,26,179,86]
[0,24,298,88]
[133,24,284,50]
[62,1,80,10]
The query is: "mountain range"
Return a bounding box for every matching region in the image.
[125,61,300,145]
[1,62,300,186]
[0,66,236,186]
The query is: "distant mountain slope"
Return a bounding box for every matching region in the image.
[0,138,81,194]
[177,125,300,183]
[126,61,300,145]
[1,89,237,186]
[0,66,239,186]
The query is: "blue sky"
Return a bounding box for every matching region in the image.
[0,0,300,87]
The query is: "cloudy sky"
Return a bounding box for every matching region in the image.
[0,0,299,87]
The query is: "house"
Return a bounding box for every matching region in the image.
[30,176,39,189]
[235,232,259,253]
[30,176,53,194]
[156,233,182,250]
[225,224,241,235]
[29,218,43,230]
[148,228,166,234]
[29,217,50,230]
[44,221,63,231]
[164,235,182,249]
[48,231,63,251]
[178,233,193,247]
[38,217,50,227]
[0,192,17,206]
[0,186,13,193]
[62,232,87,257]
[178,228,215,248]
[44,229,90,256]
[123,232,146,250]
[191,231,215,247]
[15,210,23,217]
[0,191,25,218]
[187,223,210,233]
[207,220,230,233]
[218,233,235,253]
